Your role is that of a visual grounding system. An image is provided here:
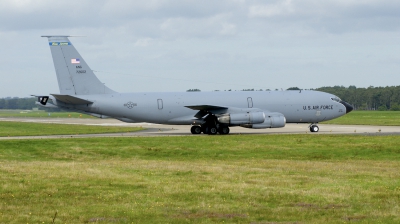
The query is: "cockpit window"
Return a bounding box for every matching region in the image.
[331,97,341,102]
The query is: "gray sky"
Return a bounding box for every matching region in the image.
[1,0,400,97]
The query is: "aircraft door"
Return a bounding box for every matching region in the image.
[247,97,253,108]
[157,99,163,110]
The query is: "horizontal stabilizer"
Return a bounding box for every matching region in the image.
[31,95,50,105]
[51,94,93,105]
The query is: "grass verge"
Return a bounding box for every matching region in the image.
[0,110,93,118]
[1,135,399,223]
[322,111,400,126]
[0,121,142,137]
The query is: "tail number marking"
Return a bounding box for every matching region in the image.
[76,70,86,73]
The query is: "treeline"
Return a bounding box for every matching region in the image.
[0,97,36,110]
[315,86,400,111]
[0,97,61,111]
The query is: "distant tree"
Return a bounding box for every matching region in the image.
[17,97,36,109]
[6,98,18,109]
[186,89,201,92]
[242,89,254,91]
[287,87,301,90]
[390,103,400,111]
[378,105,387,111]
[0,97,39,110]
[0,99,5,109]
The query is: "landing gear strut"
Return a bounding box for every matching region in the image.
[309,124,319,132]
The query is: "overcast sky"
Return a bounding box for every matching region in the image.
[1,0,400,97]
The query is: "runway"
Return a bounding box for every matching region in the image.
[1,117,400,139]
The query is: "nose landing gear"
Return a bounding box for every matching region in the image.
[309,124,319,132]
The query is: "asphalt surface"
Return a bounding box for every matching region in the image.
[1,117,400,140]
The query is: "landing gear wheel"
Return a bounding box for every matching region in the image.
[218,127,230,135]
[190,126,202,134]
[208,127,218,135]
[310,125,319,132]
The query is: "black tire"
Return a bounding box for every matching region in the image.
[208,127,218,135]
[310,125,319,132]
[218,126,230,135]
[191,126,202,134]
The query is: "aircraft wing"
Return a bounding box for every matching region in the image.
[185,105,228,111]
[185,104,267,114]
[185,105,229,118]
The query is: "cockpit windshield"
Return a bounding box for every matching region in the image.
[331,97,341,103]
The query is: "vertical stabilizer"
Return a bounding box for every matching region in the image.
[42,36,116,95]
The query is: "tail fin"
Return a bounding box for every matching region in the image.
[42,36,116,95]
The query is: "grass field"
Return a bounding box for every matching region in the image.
[0,110,93,118]
[1,135,399,223]
[322,111,400,126]
[0,121,142,137]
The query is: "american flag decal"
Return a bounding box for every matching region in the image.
[71,58,80,64]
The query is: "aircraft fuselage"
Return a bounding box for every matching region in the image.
[56,90,348,125]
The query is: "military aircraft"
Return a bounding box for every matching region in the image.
[35,36,353,135]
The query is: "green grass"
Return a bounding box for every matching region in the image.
[322,111,400,126]
[0,121,143,137]
[0,110,93,118]
[1,135,399,223]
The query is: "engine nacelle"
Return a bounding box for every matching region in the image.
[217,112,265,125]
[241,112,286,129]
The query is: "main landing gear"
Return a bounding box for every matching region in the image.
[190,125,230,135]
[309,124,319,132]
[190,125,202,134]
[190,113,230,135]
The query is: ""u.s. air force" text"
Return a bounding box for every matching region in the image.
[303,105,333,110]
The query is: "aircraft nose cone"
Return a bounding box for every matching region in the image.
[340,101,353,114]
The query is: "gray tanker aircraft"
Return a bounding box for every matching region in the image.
[35,36,353,134]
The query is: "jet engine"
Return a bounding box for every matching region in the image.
[217,112,265,125]
[241,112,286,129]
